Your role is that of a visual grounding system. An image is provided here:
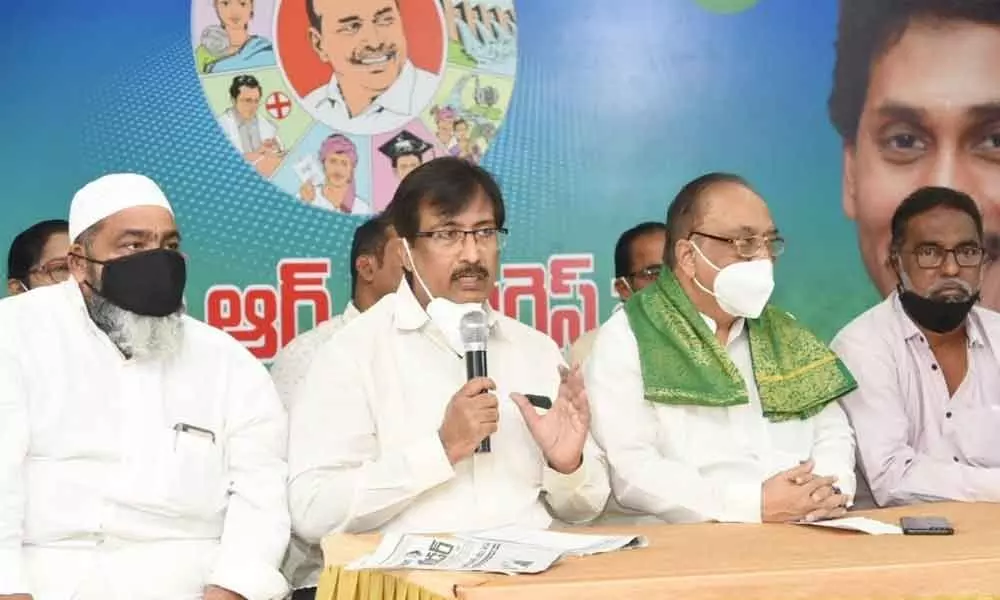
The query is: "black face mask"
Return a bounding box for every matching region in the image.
[78,249,187,317]
[898,288,979,334]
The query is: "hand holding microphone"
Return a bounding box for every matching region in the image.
[438,377,498,464]
[438,310,496,464]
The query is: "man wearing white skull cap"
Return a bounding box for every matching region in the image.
[0,173,290,600]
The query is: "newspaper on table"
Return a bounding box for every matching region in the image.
[459,526,649,556]
[344,533,563,574]
[345,527,648,575]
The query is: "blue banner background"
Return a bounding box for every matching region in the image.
[0,0,877,342]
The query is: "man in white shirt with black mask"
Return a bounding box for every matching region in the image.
[0,173,290,600]
[287,157,609,594]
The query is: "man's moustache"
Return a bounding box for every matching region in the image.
[929,279,975,301]
[349,45,397,64]
[451,267,489,281]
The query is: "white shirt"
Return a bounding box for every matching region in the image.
[309,189,374,216]
[287,281,609,543]
[217,107,282,153]
[0,281,290,599]
[270,303,360,410]
[585,309,856,524]
[565,304,623,367]
[301,60,441,136]
[271,304,360,589]
[833,294,1000,507]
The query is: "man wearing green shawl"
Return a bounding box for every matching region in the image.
[585,173,858,524]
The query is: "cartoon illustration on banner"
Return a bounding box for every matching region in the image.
[192,0,518,217]
[192,0,520,358]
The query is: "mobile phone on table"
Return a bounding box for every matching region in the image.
[899,516,954,535]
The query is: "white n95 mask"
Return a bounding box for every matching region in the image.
[402,239,485,354]
[691,242,774,319]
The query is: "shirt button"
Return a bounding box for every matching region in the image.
[954,456,960,463]
[946,411,953,419]
[931,364,939,370]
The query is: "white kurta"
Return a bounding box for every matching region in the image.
[270,303,360,410]
[585,309,856,524]
[272,304,362,589]
[287,281,610,544]
[0,281,290,600]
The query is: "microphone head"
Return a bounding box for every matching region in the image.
[459,309,489,352]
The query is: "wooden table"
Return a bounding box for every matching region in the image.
[319,502,1000,600]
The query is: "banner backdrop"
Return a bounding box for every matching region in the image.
[8,0,991,359]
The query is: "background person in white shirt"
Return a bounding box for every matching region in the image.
[287,157,610,579]
[271,214,402,410]
[586,172,858,525]
[0,173,290,600]
[302,0,442,135]
[567,221,667,366]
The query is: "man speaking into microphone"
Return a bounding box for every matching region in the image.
[285,157,609,596]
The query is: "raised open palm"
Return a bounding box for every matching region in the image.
[512,365,590,474]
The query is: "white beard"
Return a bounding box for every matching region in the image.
[85,292,186,360]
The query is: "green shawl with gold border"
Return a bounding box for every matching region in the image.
[624,270,856,422]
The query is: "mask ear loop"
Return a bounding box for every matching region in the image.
[893,253,917,295]
[615,277,633,296]
[688,240,721,299]
[401,238,435,304]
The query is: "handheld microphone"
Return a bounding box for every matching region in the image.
[459,310,491,453]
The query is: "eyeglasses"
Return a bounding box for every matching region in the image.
[29,258,70,282]
[907,243,985,269]
[414,227,508,250]
[689,231,785,259]
[625,264,662,281]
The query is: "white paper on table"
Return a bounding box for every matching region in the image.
[345,533,563,575]
[459,526,649,556]
[796,516,903,535]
